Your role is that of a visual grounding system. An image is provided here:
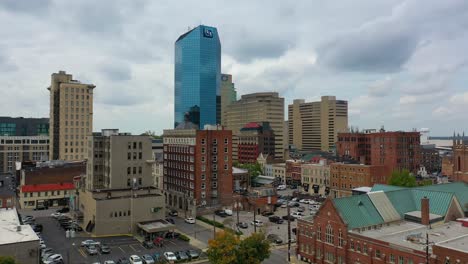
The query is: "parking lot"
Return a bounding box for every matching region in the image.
[20,209,203,264]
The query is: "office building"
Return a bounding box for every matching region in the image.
[0,208,40,264]
[78,129,166,236]
[19,161,85,209]
[0,136,49,174]
[296,182,468,263]
[220,74,237,126]
[236,122,275,164]
[288,96,348,151]
[330,163,390,198]
[0,117,49,136]
[336,129,421,173]
[225,92,285,159]
[174,25,221,129]
[48,71,95,161]
[163,126,233,216]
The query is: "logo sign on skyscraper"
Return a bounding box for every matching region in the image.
[203,28,213,38]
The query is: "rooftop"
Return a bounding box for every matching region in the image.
[352,221,468,254]
[0,208,39,245]
[233,167,248,174]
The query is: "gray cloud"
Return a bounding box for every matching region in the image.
[0,0,51,14]
[99,63,132,81]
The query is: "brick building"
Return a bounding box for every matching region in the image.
[330,163,390,198]
[453,134,468,183]
[420,144,441,174]
[286,160,302,186]
[336,129,421,173]
[297,182,468,264]
[441,155,454,178]
[163,126,233,216]
[236,122,275,164]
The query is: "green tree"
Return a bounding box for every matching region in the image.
[140,130,162,139]
[0,256,17,264]
[236,162,263,183]
[388,169,417,187]
[207,231,271,264]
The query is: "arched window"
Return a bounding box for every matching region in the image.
[326,224,334,244]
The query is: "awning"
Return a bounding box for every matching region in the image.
[137,220,175,233]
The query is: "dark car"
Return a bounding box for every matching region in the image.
[164,231,180,239]
[56,207,70,213]
[175,251,189,261]
[215,210,228,217]
[116,258,131,264]
[165,218,175,224]
[297,206,305,212]
[186,250,200,260]
[282,215,296,221]
[267,234,283,244]
[237,222,248,229]
[142,240,154,249]
[98,244,111,254]
[268,215,281,223]
[261,211,274,216]
[32,224,43,232]
[71,224,83,232]
[168,210,178,217]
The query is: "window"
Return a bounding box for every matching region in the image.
[224,138,228,144]
[30,193,33,197]
[224,164,228,170]
[224,147,228,153]
[128,152,131,160]
[201,138,206,145]
[133,142,137,149]
[201,148,205,154]
[133,167,136,174]
[350,240,354,250]
[213,139,217,144]
[375,249,381,259]
[201,183,205,189]
[325,252,335,262]
[138,178,142,185]
[325,224,334,244]
[127,179,131,187]
[139,152,142,159]
[363,244,368,254]
[337,256,344,264]
[127,167,131,174]
[133,152,137,159]
[24,193,27,198]
[138,167,142,174]
[398,256,404,264]
[201,174,206,180]
[389,254,395,263]
[212,182,217,188]
[317,226,321,241]
[338,230,344,247]
[356,243,361,252]
[139,142,142,149]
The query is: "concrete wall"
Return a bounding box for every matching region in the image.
[0,241,40,264]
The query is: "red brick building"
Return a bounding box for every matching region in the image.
[286,160,302,186]
[297,182,468,264]
[330,163,391,198]
[336,129,421,173]
[236,122,275,164]
[163,126,233,216]
[453,135,468,183]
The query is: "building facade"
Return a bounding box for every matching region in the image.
[453,134,468,183]
[220,74,237,126]
[163,126,233,216]
[174,25,221,129]
[0,117,49,136]
[48,71,95,161]
[286,160,303,186]
[336,129,421,173]
[0,175,15,208]
[0,136,49,174]
[330,163,390,198]
[236,122,275,164]
[420,144,441,174]
[225,92,285,159]
[78,129,165,236]
[288,96,348,151]
[19,161,85,209]
[301,162,330,196]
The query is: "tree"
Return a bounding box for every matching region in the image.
[388,169,417,187]
[207,231,271,264]
[236,232,271,264]
[207,231,240,264]
[236,162,263,183]
[140,130,162,139]
[0,257,17,264]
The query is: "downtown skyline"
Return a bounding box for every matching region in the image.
[0,0,467,135]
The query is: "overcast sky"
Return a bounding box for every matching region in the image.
[1,0,467,136]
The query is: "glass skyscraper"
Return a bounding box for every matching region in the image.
[174,25,221,129]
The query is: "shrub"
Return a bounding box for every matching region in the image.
[196,216,225,228]
[178,234,190,242]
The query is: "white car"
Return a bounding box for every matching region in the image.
[104,261,115,264]
[185,217,196,224]
[81,239,100,247]
[164,252,177,262]
[224,209,233,216]
[251,220,264,227]
[43,254,63,264]
[129,255,143,264]
[291,212,303,219]
[277,185,287,190]
[50,212,62,218]
[299,199,310,204]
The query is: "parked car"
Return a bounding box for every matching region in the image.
[288,201,300,207]
[291,212,303,219]
[153,236,164,247]
[261,211,274,216]
[237,222,248,229]
[168,210,178,216]
[186,249,200,260]
[165,218,175,224]
[50,212,62,218]
[282,215,296,221]
[104,261,115,264]
[299,199,310,204]
[297,206,305,212]
[41,248,53,256]
[269,216,284,224]
[224,209,233,216]
[251,220,264,227]
[116,258,130,264]
[277,184,287,190]
[142,240,154,249]
[164,231,180,239]
[185,217,196,224]
[42,253,54,262]
[31,224,43,232]
[281,203,287,208]
[22,215,35,221]
[81,240,100,247]
[86,245,98,255]
[141,254,155,264]
[129,255,143,264]
[215,210,228,217]
[98,244,111,254]
[43,254,63,264]
[267,234,283,244]
[56,207,70,213]
[175,251,189,261]
[163,252,177,262]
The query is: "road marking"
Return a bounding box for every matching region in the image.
[78,248,87,258]
[119,246,125,253]
[129,244,140,252]
[167,240,177,246]
[137,244,146,251]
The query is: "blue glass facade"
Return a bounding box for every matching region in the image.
[174,25,221,129]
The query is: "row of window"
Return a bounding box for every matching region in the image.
[200,138,229,145]
[23,190,69,198]
[64,87,90,94]
[64,121,89,126]
[164,169,194,180]
[164,153,194,162]
[164,145,194,154]
[64,107,90,114]
[128,142,143,150]
[65,148,84,153]
[65,141,85,147]
[127,152,143,160]
[110,210,131,218]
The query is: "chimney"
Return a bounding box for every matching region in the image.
[421,196,430,226]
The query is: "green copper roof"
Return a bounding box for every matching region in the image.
[385,189,454,217]
[371,184,407,192]
[418,182,468,211]
[333,195,385,230]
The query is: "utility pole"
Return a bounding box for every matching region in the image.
[236,197,240,228]
[287,204,291,262]
[426,232,429,264]
[253,203,257,233]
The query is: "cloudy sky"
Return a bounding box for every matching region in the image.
[1,0,467,136]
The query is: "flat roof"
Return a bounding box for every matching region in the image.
[404,211,443,220]
[232,167,248,174]
[351,221,468,253]
[353,187,372,192]
[0,208,39,245]
[137,220,174,233]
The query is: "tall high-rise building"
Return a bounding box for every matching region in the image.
[288,96,348,151]
[48,71,95,161]
[220,74,236,126]
[174,25,221,129]
[225,92,285,160]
